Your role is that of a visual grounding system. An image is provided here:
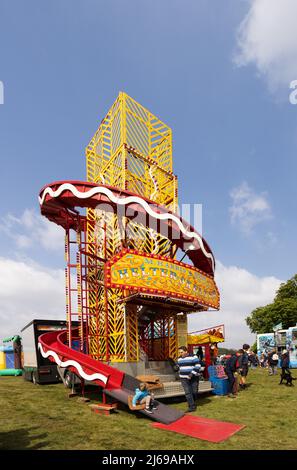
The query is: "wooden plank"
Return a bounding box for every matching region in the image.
[89,403,117,411]
[135,375,164,390]
[127,395,146,411]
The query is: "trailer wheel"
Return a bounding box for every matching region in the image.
[32,371,37,385]
[64,370,74,389]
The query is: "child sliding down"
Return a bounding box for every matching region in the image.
[132,382,158,413]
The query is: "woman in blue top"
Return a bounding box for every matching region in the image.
[132,383,157,414]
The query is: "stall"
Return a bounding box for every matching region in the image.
[0,335,22,376]
[188,325,225,378]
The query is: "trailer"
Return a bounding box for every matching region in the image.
[257,327,297,368]
[257,333,275,356]
[21,319,73,384]
[275,329,287,355]
[286,326,297,368]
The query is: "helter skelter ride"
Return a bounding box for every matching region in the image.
[38,93,220,420]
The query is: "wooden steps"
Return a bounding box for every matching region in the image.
[89,403,118,415]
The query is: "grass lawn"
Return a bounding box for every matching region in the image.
[0,368,296,450]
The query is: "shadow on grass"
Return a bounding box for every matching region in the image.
[242,382,254,389]
[158,394,212,407]
[0,427,49,450]
[72,384,102,402]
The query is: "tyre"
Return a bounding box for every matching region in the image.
[32,371,38,385]
[64,370,74,389]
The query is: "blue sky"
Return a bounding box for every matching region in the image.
[0,0,296,345]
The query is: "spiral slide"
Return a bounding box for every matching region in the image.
[39,180,216,276]
[38,328,184,425]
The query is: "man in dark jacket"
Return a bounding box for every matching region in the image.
[279,350,294,385]
[225,349,243,398]
[280,350,290,373]
[239,343,250,389]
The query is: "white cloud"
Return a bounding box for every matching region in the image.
[234,0,297,92]
[0,257,66,338]
[188,260,282,349]
[229,181,272,234]
[0,209,64,251]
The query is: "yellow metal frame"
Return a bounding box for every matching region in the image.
[86,92,177,211]
[85,92,180,362]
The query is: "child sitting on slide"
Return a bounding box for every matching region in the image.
[132,382,157,414]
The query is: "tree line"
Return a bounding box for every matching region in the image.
[246,274,297,334]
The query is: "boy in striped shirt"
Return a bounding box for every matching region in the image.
[177,346,202,412]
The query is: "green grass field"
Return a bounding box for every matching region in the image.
[0,369,296,450]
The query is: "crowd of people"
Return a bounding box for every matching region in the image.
[216,346,292,397]
[218,349,259,369]
[131,344,293,414]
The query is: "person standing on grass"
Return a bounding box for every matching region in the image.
[265,351,269,368]
[225,349,243,398]
[239,343,250,390]
[261,351,268,368]
[177,346,202,413]
[280,350,290,379]
[267,350,272,373]
[249,351,259,368]
[268,349,279,375]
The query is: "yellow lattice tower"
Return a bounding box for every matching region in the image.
[85,92,179,363]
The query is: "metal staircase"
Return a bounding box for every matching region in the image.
[144,360,213,399]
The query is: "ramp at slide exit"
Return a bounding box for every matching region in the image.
[38,329,184,425]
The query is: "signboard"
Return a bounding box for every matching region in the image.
[105,249,220,309]
[257,333,275,356]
